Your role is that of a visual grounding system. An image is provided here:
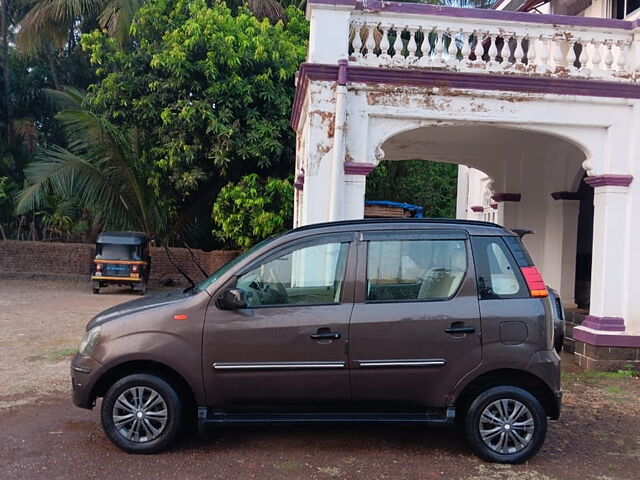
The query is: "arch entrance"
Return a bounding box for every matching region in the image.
[372,124,587,307]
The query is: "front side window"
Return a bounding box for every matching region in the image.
[366,239,467,302]
[236,241,349,307]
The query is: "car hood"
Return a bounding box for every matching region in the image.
[86,288,196,330]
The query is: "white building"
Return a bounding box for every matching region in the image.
[292,0,640,369]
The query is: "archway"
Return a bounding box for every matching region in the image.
[372,123,588,306]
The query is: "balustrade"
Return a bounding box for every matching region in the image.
[340,4,637,82]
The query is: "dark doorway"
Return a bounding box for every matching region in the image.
[574,177,594,309]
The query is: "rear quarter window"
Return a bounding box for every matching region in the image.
[471,236,528,300]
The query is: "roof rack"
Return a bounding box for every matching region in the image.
[288,218,502,234]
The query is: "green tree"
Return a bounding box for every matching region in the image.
[15,88,167,238]
[366,160,458,218]
[81,0,307,246]
[212,173,293,249]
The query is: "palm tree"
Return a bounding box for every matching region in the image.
[17,0,292,57]
[15,88,167,238]
[17,0,144,53]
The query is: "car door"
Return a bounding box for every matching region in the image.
[202,233,356,409]
[348,229,482,410]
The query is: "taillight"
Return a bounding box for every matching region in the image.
[96,263,102,272]
[520,266,548,297]
[132,265,138,273]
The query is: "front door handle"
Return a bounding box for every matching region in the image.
[311,328,341,340]
[444,324,476,335]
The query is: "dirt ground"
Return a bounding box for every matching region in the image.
[1,278,639,480]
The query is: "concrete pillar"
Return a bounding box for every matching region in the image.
[573,175,640,370]
[585,178,632,325]
[342,163,375,220]
[456,165,470,219]
[492,193,520,228]
[543,192,580,307]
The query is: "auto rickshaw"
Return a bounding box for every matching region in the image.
[91,231,151,295]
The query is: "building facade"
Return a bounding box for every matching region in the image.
[292,0,640,369]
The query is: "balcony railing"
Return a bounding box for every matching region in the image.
[307,0,640,83]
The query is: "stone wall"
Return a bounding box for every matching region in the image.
[0,240,239,286]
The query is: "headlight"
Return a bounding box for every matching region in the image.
[79,326,101,356]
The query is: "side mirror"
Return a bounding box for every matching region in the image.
[216,288,248,310]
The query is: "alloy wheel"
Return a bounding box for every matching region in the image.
[478,398,535,455]
[112,386,168,443]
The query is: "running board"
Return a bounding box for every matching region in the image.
[197,408,455,434]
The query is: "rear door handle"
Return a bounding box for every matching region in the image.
[444,325,476,334]
[311,329,341,340]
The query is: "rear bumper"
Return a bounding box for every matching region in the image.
[71,353,104,409]
[527,349,562,419]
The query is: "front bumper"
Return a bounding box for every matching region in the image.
[70,353,104,409]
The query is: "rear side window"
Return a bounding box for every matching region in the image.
[366,239,467,302]
[471,237,528,299]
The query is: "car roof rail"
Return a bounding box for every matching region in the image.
[287,218,503,235]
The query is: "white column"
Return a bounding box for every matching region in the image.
[307,4,353,64]
[587,179,632,326]
[342,163,376,220]
[329,60,348,221]
[542,193,579,307]
[456,165,470,219]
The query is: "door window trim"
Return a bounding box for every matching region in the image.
[361,233,470,305]
[231,233,356,309]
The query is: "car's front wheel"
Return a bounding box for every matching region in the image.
[465,386,547,464]
[100,373,182,453]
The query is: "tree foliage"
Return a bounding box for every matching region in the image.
[212,173,293,249]
[366,160,458,218]
[78,0,307,245]
[15,88,166,238]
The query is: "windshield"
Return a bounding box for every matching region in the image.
[196,236,277,292]
[96,244,140,261]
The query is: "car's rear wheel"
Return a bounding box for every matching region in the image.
[465,386,547,464]
[101,373,182,453]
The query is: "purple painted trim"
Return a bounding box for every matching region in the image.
[551,191,580,201]
[490,203,498,210]
[290,64,339,131]
[584,174,634,187]
[492,193,521,203]
[346,66,640,99]
[291,64,640,131]
[574,327,640,348]
[344,162,376,175]
[470,205,484,213]
[338,59,348,86]
[308,0,634,30]
[581,315,626,332]
[308,0,355,6]
[294,173,305,190]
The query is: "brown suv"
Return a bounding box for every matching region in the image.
[71,219,561,463]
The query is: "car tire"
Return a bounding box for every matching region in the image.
[101,373,182,454]
[465,386,547,464]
